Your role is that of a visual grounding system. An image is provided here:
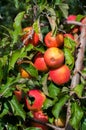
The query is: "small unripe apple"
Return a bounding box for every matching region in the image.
[54,118,65,128]
[25,89,46,111]
[44,47,65,69]
[33,53,49,72]
[49,65,71,85]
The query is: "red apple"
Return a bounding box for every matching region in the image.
[31,110,49,130]
[25,89,46,111]
[44,47,65,69]
[67,15,76,21]
[33,53,49,72]
[64,33,74,40]
[49,65,71,85]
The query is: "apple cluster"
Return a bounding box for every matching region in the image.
[14,14,81,129]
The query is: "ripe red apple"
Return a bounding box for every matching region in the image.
[44,31,58,48]
[33,53,49,72]
[31,110,49,130]
[25,89,46,111]
[49,65,71,85]
[67,15,76,21]
[64,33,74,40]
[44,47,65,69]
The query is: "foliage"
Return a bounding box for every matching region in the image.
[0,0,86,130]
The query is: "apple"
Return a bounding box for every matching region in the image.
[25,89,46,111]
[44,31,58,48]
[64,33,74,40]
[33,53,49,72]
[22,26,39,46]
[54,118,65,128]
[49,65,71,85]
[44,47,65,69]
[56,33,64,48]
[67,15,76,21]
[31,110,49,130]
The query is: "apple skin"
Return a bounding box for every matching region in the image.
[67,15,76,21]
[64,33,74,40]
[31,110,49,130]
[25,89,46,111]
[44,47,65,69]
[49,65,70,85]
[33,53,49,72]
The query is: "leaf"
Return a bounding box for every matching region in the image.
[20,62,38,79]
[64,37,76,53]
[69,102,84,130]
[58,3,69,18]
[0,102,9,118]
[63,48,74,70]
[52,95,69,119]
[73,84,84,98]
[9,47,26,70]
[12,11,25,43]
[0,76,19,98]
[82,119,86,130]
[9,96,26,120]
[46,7,57,35]
[33,19,43,42]
[41,73,49,95]
[48,83,61,98]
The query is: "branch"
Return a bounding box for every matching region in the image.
[70,18,86,89]
[65,17,86,129]
[65,20,86,26]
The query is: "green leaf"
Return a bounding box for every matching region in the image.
[0,102,9,118]
[69,102,84,130]
[82,119,86,130]
[9,47,26,70]
[64,37,76,53]
[63,48,74,70]
[0,76,19,98]
[9,96,26,120]
[48,83,61,98]
[41,73,49,95]
[12,11,25,43]
[52,95,69,118]
[46,7,57,35]
[58,3,69,18]
[73,84,84,98]
[43,98,56,109]
[20,62,38,79]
